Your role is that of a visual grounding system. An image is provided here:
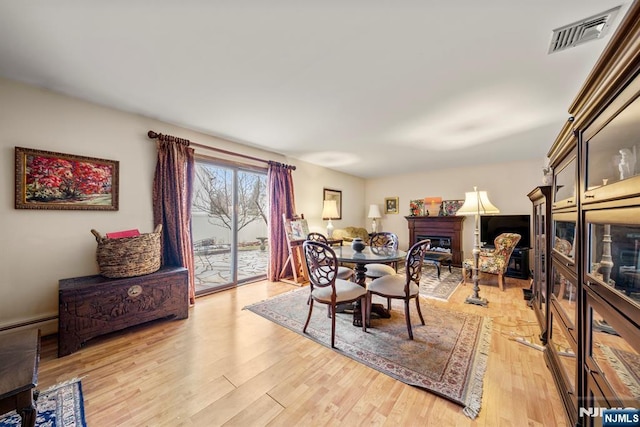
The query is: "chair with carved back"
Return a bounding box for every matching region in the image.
[365,232,399,279]
[463,232,521,291]
[307,232,355,281]
[366,239,431,339]
[302,241,367,348]
[364,232,400,309]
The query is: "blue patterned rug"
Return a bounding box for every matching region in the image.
[0,379,86,427]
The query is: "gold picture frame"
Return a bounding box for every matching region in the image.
[385,197,399,214]
[15,146,119,210]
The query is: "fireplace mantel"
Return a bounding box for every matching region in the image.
[406,216,465,267]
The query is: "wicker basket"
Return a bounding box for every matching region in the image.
[91,224,162,278]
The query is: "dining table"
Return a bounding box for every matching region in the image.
[333,245,407,326]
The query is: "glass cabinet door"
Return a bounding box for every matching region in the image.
[551,264,578,342]
[548,308,578,413]
[585,207,640,307]
[554,152,577,209]
[553,211,577,268]
[583,75,640,203]
[585,291,640,410]
[535,203,547,313]
[532,201,549,335]
[529,186,553,341]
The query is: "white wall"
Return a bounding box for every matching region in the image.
[365,159,544,256]
[289,161,365,235]
[0,76,546,335]
[0,77,365,334]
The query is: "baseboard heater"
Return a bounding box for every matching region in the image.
[0,314,58,334]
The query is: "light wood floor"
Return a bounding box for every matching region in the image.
[38,274,568,426]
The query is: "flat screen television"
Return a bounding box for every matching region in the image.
[480,214,531,249]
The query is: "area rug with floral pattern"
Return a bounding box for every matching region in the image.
[245,287,491,419]
[0,379,86,427]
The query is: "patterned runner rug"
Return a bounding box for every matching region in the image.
[0,379,86,427]
[245,288,491,418]
[419,266,463,301]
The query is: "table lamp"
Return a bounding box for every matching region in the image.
[456,186,499,306]
[368,204,382,233]
[322,200,339,238]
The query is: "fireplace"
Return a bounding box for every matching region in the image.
[406,216,465,267]
[416,235,451,253]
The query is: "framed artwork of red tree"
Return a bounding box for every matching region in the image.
[15,147,119,210]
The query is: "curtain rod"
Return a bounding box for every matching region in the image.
[147,130,296,170]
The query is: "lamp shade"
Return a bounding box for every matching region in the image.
[322,200,339,219]
[367,204,382,219]
[456,187,500,216]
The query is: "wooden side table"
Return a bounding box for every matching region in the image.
[423,251,453,279]
[0,329,40,427]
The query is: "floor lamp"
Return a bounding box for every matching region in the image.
[456,186,500,306]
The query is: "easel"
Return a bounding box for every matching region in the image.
[280,214,309,286]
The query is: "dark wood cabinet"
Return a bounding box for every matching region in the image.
[538,3,640,425]
[58,266,189,357]
[547,126,580,426]
[528,186,552,342]
[405,216,464,267]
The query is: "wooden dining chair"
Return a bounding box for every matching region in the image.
[302,241,367,348]
[307,232,355,281]
[365,232,399,278]
[366,239,431,340]
[365,232,400,309]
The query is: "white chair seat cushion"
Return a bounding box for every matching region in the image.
[367,274,419,298]
[311,279,366,303]
[365,263,396,278]
[337,266,355,280]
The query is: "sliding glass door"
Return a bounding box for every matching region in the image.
[191,159,268,295]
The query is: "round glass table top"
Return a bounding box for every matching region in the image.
[333,245,406,264]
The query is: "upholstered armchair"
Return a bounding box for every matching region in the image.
[463,232,521,291]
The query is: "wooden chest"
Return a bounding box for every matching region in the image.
[58,266,188,357]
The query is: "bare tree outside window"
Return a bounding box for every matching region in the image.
[192,165,267,231]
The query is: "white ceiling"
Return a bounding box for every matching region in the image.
[0,1,631,178]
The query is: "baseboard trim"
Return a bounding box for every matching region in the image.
[0,314,58,335]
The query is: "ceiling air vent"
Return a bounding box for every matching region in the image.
[548,6,621,54]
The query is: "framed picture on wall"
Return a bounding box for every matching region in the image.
[15,146,119,210]
[385,197,399,214]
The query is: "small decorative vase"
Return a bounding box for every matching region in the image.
[542,166,553,185]
[351,238,365,252]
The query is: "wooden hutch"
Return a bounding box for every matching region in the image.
[533,2,640,425]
